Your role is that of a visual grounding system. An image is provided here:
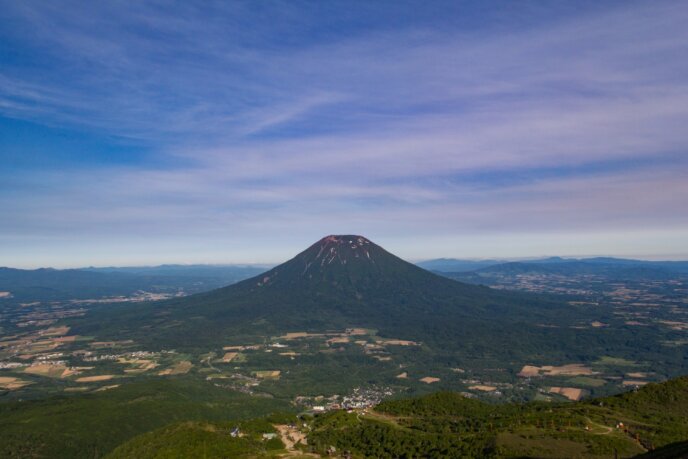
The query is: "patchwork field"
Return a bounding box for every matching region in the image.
[0,376,32,390]
[76,375,116,383]
[254,370,281,379]
[548,386,585,401]
[469,384,497,392]
[24,363,76,378]
[519,363,594,377]
[158,360,193,375]
[222,352,238,362]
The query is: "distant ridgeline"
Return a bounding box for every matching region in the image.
[0,264,265,301]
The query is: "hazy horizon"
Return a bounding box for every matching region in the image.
[5,238,688,271]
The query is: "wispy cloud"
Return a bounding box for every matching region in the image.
[1,1,687,266]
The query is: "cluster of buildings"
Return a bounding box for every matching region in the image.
[297,386,395,413]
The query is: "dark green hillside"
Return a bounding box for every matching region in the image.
[0,377,290,459]
[97,377,688,459]
[308,377,688,458]
[105,418,289,459]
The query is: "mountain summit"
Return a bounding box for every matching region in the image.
[256,235,377,286]
[248,235,432,293]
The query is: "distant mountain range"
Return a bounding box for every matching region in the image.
[0,265,266,301]
[84,264,272,277]
[3,252,687,304]
[415,258,508,272]
[418,256,688,277]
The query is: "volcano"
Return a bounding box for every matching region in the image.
[235,235,472,298]
[76,235,580,351]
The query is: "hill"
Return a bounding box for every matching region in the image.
[0,377,290,459]
[307,376,688,458]
[96,376,688,458]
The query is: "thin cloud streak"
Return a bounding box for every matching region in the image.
[0,1,687,265]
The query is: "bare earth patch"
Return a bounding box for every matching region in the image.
[94,384,120,392]
[469,385,497,392]
[658,320,688,331]
[275,424,307,449]
[281,332,323,339]
[518,365,540,377]
[158,360,193,375]
[0,376,33,390]
[76,375,115,383]
[544,364,593,376]
[519,364,593,377]
[346,328,369,335]
[327,337,349,344]
[222,352,238,362]
[626,372,648,378]
[119,359,158,374]
[548,387,585,401]
[41,326,70,336]
[254,370,281,379]
[24,364,72,378]
[375,338,419,346]
[53,335,78,343]
[622,380,648,386]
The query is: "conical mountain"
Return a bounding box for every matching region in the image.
[232,235,472,299]
[74,235,578,350]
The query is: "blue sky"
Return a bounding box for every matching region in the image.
[1,1,687,268]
